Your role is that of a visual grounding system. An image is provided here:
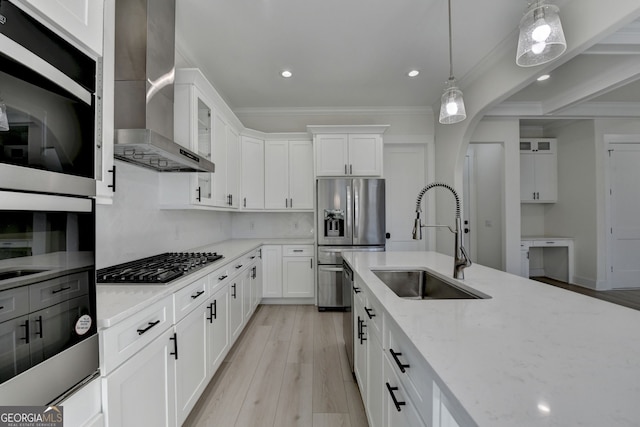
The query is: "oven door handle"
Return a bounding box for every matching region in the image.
[318,266,343,272]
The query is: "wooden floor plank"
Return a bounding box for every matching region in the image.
[287,305,316,364]
[313,413,352,427]
[269,305,298,342]
[183,325,271,427]
[273,363,314,427]
[235,340,288,427]
[344,379,369,427]
[312,311,350,413]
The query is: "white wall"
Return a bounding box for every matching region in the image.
[96,162,232,268]
[467,119,521,274]
[544,120,598,287]
[470,143,504,270]
[231,212,314,239]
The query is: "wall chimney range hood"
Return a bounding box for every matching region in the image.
[113,0,214,173]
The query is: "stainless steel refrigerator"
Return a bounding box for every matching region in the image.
[316,178,385,310]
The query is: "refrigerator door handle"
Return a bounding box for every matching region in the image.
[353,182,359,239]
[346,182,353,241]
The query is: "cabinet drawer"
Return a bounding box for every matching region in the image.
[100,296,173,374]
[384,318,433,424]
[361,285,382,339]
[282,245,313,257]
[174,276,208,323]
[209,266,231,294]
[531,239,564,247]
[30,271,89,311]
[0,285,29,323]
[384,355,427,427]
[244,249,260,263]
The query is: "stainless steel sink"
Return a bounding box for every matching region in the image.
[372,269,490,300]
[0,269,47,281]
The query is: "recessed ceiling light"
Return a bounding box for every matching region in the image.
[537,74,550,81]
[281,70,292,78]
[408,70,420,77]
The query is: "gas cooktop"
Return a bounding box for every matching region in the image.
[97,252,223,284]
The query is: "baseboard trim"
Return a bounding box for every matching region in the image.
[573,275,598,290]
[261,297,315,305]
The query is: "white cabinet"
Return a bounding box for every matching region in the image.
[240,136,265,209]
[212,113,239,208]
[206,284,229,377]
[228,278,244,343]
[520,139,557,203]
[384,355,424,427]
[104,328,177,427]
[174,303,208,426]
[314,134,383,177]
[263,245,314,300]
[251,259,262,310]
[242,267,253,322]
[14,0,104,55]
[262,245,283,298]
[520,243,530,278]
[264,140,313,210]
[282,246,314,298]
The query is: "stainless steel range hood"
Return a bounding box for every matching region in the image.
[113,0,214,173]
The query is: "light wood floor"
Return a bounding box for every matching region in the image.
[532,276,640,311]
[183,305,369,427]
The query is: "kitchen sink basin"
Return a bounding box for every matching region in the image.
[0,269,47,281]
[372,269,490,300]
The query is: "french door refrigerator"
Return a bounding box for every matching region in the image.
[316,178,385,310]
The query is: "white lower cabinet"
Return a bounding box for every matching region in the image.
[174,302,209,426]
[104,327,177,427]
[384,355,424,427]
[367,331,384,427]
[282,256,314,298]
[102,247,267,427]
[263,245,314,300]
[229,278,244,342]
[262,245,283,298]
[206,285,229,376]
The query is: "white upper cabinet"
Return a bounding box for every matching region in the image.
[264,140,313,210]
[159,69,242,210]
[240,136,265,209]
[309,125,388,177]
[14,0,104,55]
[520,139,557,203]
[212,113,239,208]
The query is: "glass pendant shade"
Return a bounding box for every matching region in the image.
[439,80,466,124]
[516,2,566,67]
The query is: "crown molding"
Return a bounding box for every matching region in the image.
[233,106,432,117]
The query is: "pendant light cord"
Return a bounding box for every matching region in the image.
[448,0,454,80]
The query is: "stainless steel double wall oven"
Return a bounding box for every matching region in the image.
[0,0,99,405]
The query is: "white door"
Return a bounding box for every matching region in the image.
[520,153,536,202]
[534,153,558,202]
[264,141,289,209]
[383,145,427,251]
[288,140,314,209]
[608,143,640,289]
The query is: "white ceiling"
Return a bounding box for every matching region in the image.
[175,0,639,124]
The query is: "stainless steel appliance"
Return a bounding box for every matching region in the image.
[0,190,98,405]
[342,261,355,371]
[316,178,385,309]
[97,252,224,284]
[0,0,98,197]
[113,0,215,173]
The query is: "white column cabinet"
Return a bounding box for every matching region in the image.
[264,140,313,210]
[104,328,177,427]
[228,279,244,343]
[314,133,383,177]
[206,285,229,377]
[174,303,209,426]
[520,139,557,203]
[240,136,265,209]
[262,245,283,298]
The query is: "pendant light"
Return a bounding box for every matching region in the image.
[516,1,566,67]
[439,0,466,125]
[0,96,9,132]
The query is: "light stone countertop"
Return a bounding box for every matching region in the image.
[96,238,313,328]
[343,250,640,427]
[521,236,574,241]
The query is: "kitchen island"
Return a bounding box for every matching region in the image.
[343,251,640,426]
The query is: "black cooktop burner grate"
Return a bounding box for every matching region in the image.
[97,252,224,284]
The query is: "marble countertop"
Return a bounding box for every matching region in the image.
[343,251,640,427]
[97,238,313,328]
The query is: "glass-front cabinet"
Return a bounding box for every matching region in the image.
[196,98,213,204]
